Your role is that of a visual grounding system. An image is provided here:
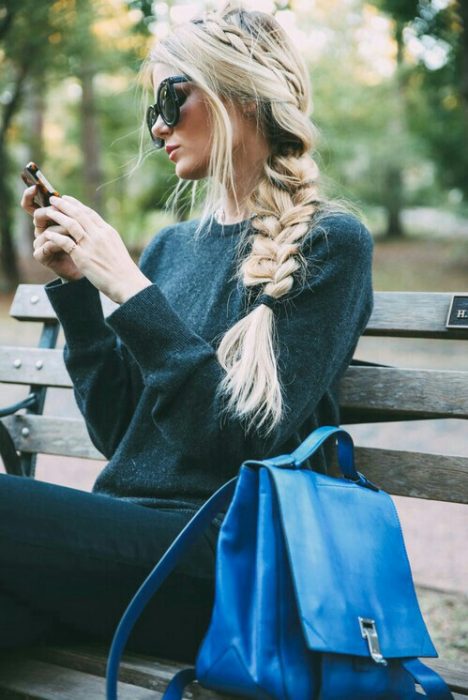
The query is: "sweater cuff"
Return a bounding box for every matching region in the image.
[45,276,108,345]
[106,283,214,372]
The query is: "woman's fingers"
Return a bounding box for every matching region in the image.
[20,185,39,216]
[33,227,66,252]
[32,206,55,234]
[60,194,105,224]
[49,195,100,230]
[42,228,80,255]
[37,207,86,243]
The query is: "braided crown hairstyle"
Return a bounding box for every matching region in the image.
[143,1,352,436]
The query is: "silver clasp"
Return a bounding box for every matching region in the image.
[358,617,387,666]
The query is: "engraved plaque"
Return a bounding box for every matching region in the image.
[446,294,468,329]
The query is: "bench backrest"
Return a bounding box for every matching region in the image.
[1,284,467,504]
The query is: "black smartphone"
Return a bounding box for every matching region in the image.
[21,162,61,208]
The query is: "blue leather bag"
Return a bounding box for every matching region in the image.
[106,426,453,699]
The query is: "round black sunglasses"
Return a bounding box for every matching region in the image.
[147,76,190,149]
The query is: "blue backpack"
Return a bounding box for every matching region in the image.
[106,426,453,699]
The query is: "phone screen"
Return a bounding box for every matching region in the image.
[21,162,60,208]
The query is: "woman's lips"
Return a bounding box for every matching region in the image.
[168,147,180,161]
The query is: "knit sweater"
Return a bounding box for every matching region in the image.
[45,212,374,512]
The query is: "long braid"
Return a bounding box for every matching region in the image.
[148,1,337,435]
[217,152,323,435]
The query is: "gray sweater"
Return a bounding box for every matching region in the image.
[45,212,373,512]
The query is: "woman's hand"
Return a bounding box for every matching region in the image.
[21,185,84,282]
[33,194,152,304]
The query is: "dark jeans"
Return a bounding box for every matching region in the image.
[0,474,218,663]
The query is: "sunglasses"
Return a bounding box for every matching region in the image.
[146,76,191,149]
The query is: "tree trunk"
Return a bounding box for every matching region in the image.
[0,142,20,292]
[0,64,28,291]
[79,66,104,214]
[384,165,404,238]
[383,19,406,239]
[18,78,46,261]
[458,0,468,165]
[459,1,468,109]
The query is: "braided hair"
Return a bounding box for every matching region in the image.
[144,1,352,436]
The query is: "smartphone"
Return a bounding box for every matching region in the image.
[21,162,60,208]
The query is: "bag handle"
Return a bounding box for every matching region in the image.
[260,426,378,491]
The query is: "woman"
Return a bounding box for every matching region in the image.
[12,2,373,662]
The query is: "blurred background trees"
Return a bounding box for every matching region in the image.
[0,0,466,291]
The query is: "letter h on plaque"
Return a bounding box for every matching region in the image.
[446,295,468,329]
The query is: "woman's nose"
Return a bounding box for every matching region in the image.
[152,114,173,142]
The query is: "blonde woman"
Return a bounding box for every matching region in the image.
[12,2,373,661]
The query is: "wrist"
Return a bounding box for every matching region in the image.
[112,274,152,305]
[59,274,84,284]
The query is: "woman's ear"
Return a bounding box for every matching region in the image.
[242,100,257,120]
[241,100,258,119]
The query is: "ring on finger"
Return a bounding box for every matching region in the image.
[67,230,84,244]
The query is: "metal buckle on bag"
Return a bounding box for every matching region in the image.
[358,617,387,665]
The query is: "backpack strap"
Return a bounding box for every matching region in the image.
[105,477,237,700]
[403,659,453,699]
[161,668,197,699]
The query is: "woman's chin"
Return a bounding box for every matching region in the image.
[174,159,208,180]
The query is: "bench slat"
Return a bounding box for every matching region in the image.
[354,446,468,504]
[0,655,158,699]
[33,646,238,699]
[427,659,468,696]
[10,285,468,338]
[340,367,468,418]
[0,347,72,387]
[10,284,118,322]
[30,646,468,698]
[2,354,467,421]
[2,415,103,460]
[366,292,468,339]
[2,413,468,503]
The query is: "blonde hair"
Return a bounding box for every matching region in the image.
[142,1,357,437]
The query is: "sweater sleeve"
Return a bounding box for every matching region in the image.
[105,214,374,466]
[45,276,142,458]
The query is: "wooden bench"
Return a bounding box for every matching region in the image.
[0,283,467,699]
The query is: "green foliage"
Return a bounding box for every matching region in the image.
[1,0,466,267]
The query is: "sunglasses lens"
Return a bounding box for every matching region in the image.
[147,105,158,132]
[160,84,177,124]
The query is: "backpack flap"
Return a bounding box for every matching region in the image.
[268,465,437,662]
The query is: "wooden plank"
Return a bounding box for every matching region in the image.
[426,659,468,695]
[10,286,468,338]
[0,347,71,387]
[364,292,468,339]
[3,413,468,502]
[340,366,468,418]
[2,414,103,460]
[33,646,238,699]
[354,446,468,504]
[10,284,118,322]
[29,646,468,698]
[0,655,158,699]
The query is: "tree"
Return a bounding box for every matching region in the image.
[405,0,468,199]
[0,0,76,290]
[370,0,467,226]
